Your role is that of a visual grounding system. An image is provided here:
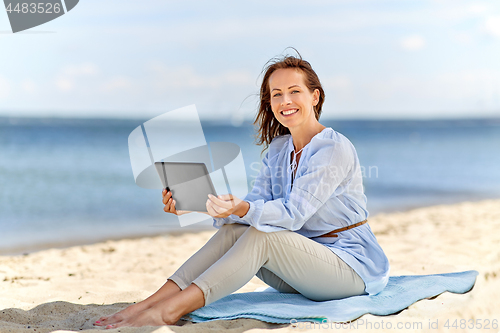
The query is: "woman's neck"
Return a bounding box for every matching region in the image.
[289,119,326,152]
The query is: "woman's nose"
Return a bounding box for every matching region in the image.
[281,93,292,105]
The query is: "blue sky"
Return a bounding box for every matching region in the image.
[1,0,499,121]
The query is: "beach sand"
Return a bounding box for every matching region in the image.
[1,199,499,333]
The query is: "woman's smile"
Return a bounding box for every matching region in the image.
[281,108,299,116]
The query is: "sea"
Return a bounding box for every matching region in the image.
[1,116,500,254]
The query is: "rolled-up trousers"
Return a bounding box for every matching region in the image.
[168,223,366,306]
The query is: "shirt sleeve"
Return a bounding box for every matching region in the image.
[212,151,273,229]
[239,139,354,232]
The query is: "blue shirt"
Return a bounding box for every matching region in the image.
[213,127,390,295]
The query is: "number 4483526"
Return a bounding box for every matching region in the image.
[444,319,498,330]
[5,2,61,14]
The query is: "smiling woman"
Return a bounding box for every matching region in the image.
[255,55,325,150]
[94,51,390,329]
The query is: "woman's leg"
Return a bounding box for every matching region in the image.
[168,223,250,290]
[255,267,299,294]
[95,223,249,326]
[107,226,366,328]
[191,226,366,305]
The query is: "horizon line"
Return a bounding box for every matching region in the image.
[1,114,500,124]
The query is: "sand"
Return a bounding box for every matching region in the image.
[1,199,499,333]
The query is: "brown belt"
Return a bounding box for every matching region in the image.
[316,220,368,238]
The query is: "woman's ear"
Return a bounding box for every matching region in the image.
[313,89,320,106]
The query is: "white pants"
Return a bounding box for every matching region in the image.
[168,223,366,306]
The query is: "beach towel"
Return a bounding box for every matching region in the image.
[187,270,478,324]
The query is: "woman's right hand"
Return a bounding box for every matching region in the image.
[162,189,190,216]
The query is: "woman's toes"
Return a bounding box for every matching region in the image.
[95,317,111,325]
[94,319,105,326]
[95,314,121,326]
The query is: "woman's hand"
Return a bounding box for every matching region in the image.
[162,189,190,216]
[206,194,250,218]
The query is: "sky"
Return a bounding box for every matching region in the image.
[1,0,500,122]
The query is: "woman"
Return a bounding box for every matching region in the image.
[95,54,390,329]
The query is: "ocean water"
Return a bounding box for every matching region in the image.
[1,116,499,254]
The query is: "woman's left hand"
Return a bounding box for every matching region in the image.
[206,194,250,218]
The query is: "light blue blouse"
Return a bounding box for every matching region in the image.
[213,127,390,295]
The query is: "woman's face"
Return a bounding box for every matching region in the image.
[268,68,319,131]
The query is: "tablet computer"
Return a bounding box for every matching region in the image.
[154,162,217,213]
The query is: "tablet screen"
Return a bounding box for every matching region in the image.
[154,162,217,212]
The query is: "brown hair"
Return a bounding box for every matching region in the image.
[254,52,325,150]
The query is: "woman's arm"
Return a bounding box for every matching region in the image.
[239,141,354,232]
[210,151,274,227]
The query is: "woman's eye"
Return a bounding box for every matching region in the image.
[291,90,299,94]
[273,93,282,97]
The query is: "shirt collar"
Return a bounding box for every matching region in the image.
[286,127,332,154]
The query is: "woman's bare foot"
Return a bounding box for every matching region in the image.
[104,303,178,329]
[94,303,148,327]
[104,284,205,329]
[95,279,182,326]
